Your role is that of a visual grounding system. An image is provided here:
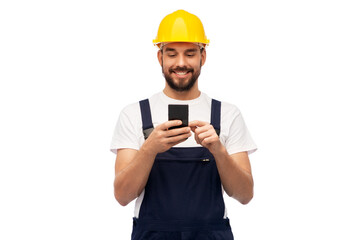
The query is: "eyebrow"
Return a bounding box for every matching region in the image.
[164,48,199,53]
[164,48,176,52]
[185,48,198,53]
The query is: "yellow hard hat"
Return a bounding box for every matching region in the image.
[153,10,210,48]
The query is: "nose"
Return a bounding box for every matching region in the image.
[176,54,186,68]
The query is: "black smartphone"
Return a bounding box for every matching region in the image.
[168,104,188,130]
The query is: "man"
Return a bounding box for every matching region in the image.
[110,10,257,240]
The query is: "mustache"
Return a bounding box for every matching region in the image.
[170,67,194,73]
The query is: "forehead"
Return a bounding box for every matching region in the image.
[162,42,201,52]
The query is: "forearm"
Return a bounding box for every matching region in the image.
[212,146,254,204]
[114,122,191,206]
[114,144,157,206]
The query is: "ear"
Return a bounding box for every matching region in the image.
[157,50,163,66]
[200,49,206,66]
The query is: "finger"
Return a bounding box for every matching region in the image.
[198,129,215,142]
[160,120,182,130]
[194,124,213,136]
[165,126,191,137]
[198,130,216,146]
[201,135,219,146]
[194,133,200,145]
[188,120,208,128]
[191,128,200,144]
[168,137,189,147]
[190,126,196,132]
[167,131,192,144]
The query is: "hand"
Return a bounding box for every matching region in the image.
[189,120,223,154]
[143,120,192,155]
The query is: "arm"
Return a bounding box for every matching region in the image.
[114,120,192,206]
[189,120,254,204]
[212,147,254,204]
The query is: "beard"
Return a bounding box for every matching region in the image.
[162,64,201,92]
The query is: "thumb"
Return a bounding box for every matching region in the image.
[190,126,197,133]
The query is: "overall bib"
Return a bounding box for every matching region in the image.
[131,99,234,240]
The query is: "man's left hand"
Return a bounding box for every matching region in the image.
[189,120,223,154]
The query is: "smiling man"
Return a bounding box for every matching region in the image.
[110,10,257,240]
[161,43,204,93]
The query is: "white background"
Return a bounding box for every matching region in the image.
[1,0,359,239]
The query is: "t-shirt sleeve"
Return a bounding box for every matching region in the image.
[223,105,257,155]
[110,104,143,154]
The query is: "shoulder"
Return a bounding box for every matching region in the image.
[204,94,241,118]
[120,92,162,113]
[148,92,165,108]
[201,93,243,120]
[212,98,246,133]
[119,101,141,119]
[118,92,163,120]
[221,101,242,118]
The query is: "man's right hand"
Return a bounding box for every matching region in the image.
[114,120,191,206]
[143,120,192,155]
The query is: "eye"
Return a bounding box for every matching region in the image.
[186,54,195,57]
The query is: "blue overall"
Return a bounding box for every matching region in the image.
[131,99,234,240]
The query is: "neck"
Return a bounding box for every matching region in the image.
[163,84,201,100]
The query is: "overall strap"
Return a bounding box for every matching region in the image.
[139,99,154,140]
[211,99,221,136]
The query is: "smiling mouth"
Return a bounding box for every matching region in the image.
[171,69,193,78]
[174,71,190,75]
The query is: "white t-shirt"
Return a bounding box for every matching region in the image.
[110,91,257,218]
[110,91,257,155]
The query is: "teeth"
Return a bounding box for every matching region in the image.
[175,72,188,75]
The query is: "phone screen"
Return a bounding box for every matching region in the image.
[168,104,188,130]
